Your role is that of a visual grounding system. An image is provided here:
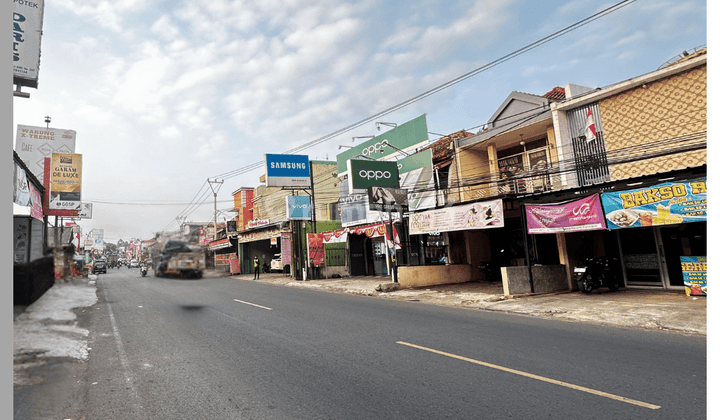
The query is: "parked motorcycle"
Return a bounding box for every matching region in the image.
[574,257,622,294]
[140,264,148,277]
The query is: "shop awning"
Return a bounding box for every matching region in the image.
[208,238,232,251]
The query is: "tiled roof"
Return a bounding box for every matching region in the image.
[543,86,566,102]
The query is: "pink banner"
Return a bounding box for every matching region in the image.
[525,194,607,234]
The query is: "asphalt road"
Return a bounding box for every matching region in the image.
[70,268,705,419]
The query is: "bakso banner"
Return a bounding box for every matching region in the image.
[601,178,706,230]
[286,195,312,220]
[409,199,504,235]
[49,153,82,211]
[336,114,429,174]
[525,194,606,234]
[265,154,311,187]
[397,149,436,211]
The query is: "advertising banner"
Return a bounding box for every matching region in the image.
[29,183,43,220]
[265,154,311,187]
[13,0,45,87]
[681,256,706,296]
[525,194,606,234]
[321,223,400,245]
[409,199,504,235]
[601,178,706,229]
[281,232,292,266]
[307,233,324,267]
[49,153,82,210]
[286,195,312,220]
[78,203,93,219]
[398,149,436,211]
[13,164,31,206]
[15,125,76,183]
[348,159,400,192]
[229,254,241,274]
[368,187,408,212]
[336,114,429,174]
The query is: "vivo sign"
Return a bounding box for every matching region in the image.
[286,195,312,220]
[265,154,311,188]
[348,159,399,192]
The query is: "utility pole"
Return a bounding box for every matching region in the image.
[207,179,224,240]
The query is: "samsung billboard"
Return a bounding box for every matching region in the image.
[265,154,311,188]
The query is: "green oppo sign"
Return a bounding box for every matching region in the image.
[348,159,400,192]
[336,114,429,174]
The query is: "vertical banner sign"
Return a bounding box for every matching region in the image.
[281,232,292,266]
[15,125,77,183]
[13,0,45,87]
[265,154,311,187]
[49,153,82,210]
[681,256,706,296]
[307,233,324,267]
[601,178,707,229]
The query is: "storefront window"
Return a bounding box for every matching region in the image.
[423,233,446,265]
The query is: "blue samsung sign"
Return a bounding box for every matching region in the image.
[265,154,311,187]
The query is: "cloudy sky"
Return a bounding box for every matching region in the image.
[12,0,707,244]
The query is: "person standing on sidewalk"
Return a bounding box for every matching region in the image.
[253,255,260,279]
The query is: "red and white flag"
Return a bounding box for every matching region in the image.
[584,108,597,143]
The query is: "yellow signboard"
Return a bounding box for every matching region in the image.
[49,153,82,210]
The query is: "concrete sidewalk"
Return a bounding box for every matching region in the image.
[225,271,707,336]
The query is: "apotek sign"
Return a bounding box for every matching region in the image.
[13,0,45,87]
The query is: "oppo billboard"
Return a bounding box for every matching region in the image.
[347,159,399,193]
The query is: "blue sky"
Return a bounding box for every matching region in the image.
[12,0,707,243]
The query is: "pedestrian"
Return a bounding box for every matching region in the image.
[254,255,260,279]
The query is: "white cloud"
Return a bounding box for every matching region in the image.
[195,133,228,158]
[613,31,647,48]
[54,0,148,32]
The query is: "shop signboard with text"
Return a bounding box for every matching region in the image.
[336,114,429,175]
[307,233,324,267]
[409,199,504,235]
[13,0,45,87]
[49,153,82,211]
[601,178,706,229]
[681,256,706,296]
[397,149,436,211]
[286,195,312,220]
[265,154,311,187]
[525,194,606,234]
[15,125,76,183]
[348,159,399,193]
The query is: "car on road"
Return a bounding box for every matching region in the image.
[129,259,140,268]
[92,260,107,274]
[270,254,285,272]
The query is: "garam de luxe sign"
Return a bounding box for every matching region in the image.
[49,153,82,211]
[13,0,45,88]
[265,154,311,188]
[525,194,606,234]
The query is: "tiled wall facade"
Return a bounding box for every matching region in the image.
[599,66,707,180]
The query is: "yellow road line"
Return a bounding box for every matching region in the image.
[233,299,273,310]
[396,341,660,410]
